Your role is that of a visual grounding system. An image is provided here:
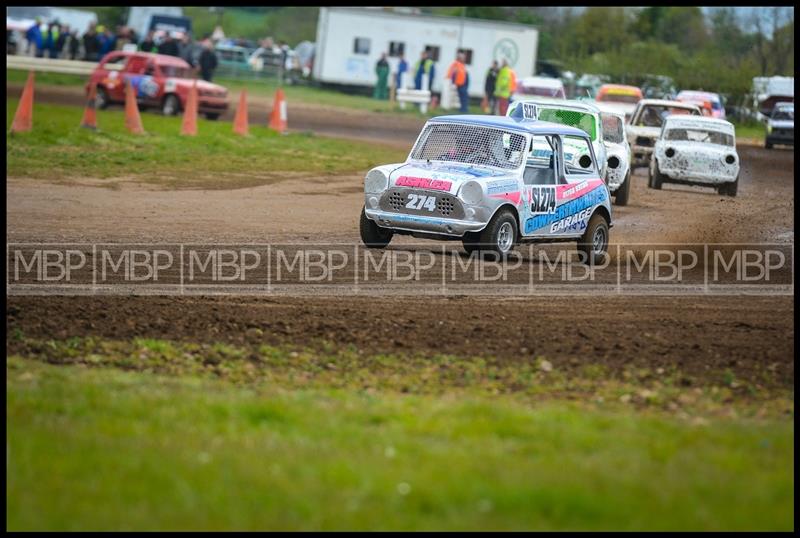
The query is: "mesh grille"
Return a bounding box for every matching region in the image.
[537,108,597,140]
[380,188,465,220]
[410,123,526,170]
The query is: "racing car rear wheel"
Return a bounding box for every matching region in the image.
[578,213,609,265]
[649,161,664,190]
[205,113,221,121]
[615,171,631,206]
[162,94,181,116]
[473,208,517,258]
[718,175,739,197]
[360,206,393,248]
[95,86,110,110]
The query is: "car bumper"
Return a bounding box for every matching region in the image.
[198,98,229,114]
[767,132,794,145]
[364,208,487,237]
[659,167,738,185]
[605,169,626,191]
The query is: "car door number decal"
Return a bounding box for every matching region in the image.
[406,194,437,212]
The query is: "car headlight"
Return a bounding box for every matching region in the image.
[767,124,773,134]
[459,181,483,205]
[723,154,737,165]
[364,169,388,194]
[665,147,676,158]
[607,156,620,169]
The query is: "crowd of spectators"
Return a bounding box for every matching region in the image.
[10,18,220,82]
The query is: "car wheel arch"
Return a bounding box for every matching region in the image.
[487,203,521,238]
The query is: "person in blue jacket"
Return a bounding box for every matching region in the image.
[25,19,43,58]
[413,50,435,92]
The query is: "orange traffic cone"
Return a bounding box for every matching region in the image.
[10,71,35,133]
[124,79,145,135]
[80,82,98,130]
[268,88,288,134]
[232,89,249,136]
[181,80,198,136]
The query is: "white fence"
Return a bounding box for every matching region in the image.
[6,55,121,76]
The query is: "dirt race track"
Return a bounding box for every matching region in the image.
[6,85,796,391]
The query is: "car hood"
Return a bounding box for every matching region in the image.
[627,125,661,139]
[389,162,512,196]
[769,120,794,129]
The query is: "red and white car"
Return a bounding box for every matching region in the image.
[86,51,229,120]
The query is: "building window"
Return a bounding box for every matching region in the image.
[388,41,405,57]
[353,37,371,55]
[457,48,473,65]
[424,45,440,62]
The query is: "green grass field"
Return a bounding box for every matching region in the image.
[6,344,794,531]
[7,98,407,188]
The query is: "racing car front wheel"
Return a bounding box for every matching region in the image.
[205,113,221,121]
[578,214,609,265]
[162,94,181,116]
[471,208,517,258]
[615,171,631,206]
[360,207,393,248]
[95,86,110,110]
[649,161,664,190]
[718,175,739,197]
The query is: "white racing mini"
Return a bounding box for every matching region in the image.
[595,103,632,206]
[649,115,740,196]
[627,99,701,170]
[360,105,613,262]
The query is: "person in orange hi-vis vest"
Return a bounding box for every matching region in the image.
[508,68,518,106]
[446,52,470,113]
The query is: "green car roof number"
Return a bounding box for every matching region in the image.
[537,108,597,141]
[493,38,519,68]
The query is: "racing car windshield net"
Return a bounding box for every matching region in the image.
[538,108,597,141]
[410,123,526,170]
[665,128,734,147]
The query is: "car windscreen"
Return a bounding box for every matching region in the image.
[520,86,564,98]
[635,105,698,127]
[665,128,734,147]
[772,110,794,121]
[537,108,597,141]
[598,93,639,104]
[600,114,624,144]
[411,123,526,170]
[160,65,191,77]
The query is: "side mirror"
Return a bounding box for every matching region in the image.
[578,154,593,169]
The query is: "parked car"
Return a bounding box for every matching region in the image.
[649,116,739,196]
[594,84,643,121]
[512,76,566,101]
[506,99,608,186]
[87,51,229,120]
[360,105,613,262]
[626,99,701,170]
[594,104,632,206]
[765,102,794,149]
[676,90,726,119]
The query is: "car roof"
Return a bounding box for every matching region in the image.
[427,114,591,138]
[519,76,564,88]
[109,51,190,68]
[637,99,700,109]
[664,115,734,130]
[512,98,600,114]
[677,90,721,101]
[598,84,642,93]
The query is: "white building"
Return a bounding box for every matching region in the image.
[313,7,538,99]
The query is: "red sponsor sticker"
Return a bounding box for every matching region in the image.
[396,176,453,191]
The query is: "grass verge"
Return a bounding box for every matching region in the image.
[6,337,795,531]
[6,98,407,188]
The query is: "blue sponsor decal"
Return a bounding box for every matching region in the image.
[124,75,159,98]
[487,180,518,194]
[524,185,607,234]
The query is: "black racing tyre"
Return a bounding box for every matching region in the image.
[205,113,221,121]
[719,175,739,197]
[614,170,631,206]
[162,94,181,116]
[649,160,664,190]
[461,231,481,255]
[95,86,110,110]
[474,208,518,258]
[577,213,610,265]
[360,206,393,248]
[765,141,773,149]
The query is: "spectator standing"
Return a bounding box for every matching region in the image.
[494,60,512,115]
[42,22,60,59]
[55,24,69,58]
[374,53,389,100]
[67,29,80,60]
[396,53,408,90]
[179,33,195,67]
[97,26,116,57]
[485,61,499,114]
[26,19,43,57]
[446,52,469,113]
[139,30,158,53]
[508,66,517,105]
[198,39,218,82]
[157,33,179,57]
[414,50,434,92]
[82,23,100,61]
